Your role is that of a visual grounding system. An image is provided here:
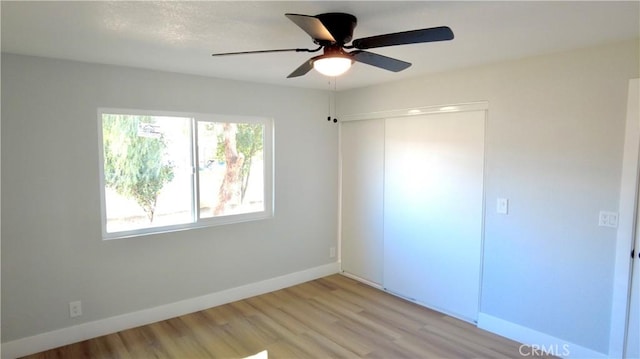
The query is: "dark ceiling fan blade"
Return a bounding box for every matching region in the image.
[287,58,316,78]
[212,47,321,57]
[350,50,411,72]
[285,13,336,42]
[351,26,454,50]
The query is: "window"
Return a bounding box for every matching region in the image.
[98,109,273,239]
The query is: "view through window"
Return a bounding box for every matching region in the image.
[99,110,272,238]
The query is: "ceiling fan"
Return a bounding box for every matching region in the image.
[211,12,454,78]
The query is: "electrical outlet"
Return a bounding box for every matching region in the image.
[329,246,336,258]
[69,301,82,318]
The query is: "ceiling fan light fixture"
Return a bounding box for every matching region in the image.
[212,12,454,79]
[313,56,353,77]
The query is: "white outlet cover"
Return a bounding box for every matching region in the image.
[69,301,82,318]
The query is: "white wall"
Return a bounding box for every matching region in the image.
[337,40,639,355]
[1,54,338,343]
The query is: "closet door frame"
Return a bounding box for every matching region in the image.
[609,78,639,358]
[340,102,489,123]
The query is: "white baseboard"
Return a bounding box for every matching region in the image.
[1,262,340,359]
[477,313,607,359]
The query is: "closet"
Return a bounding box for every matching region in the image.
[340,108,486,322]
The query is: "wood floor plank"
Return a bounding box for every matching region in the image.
[294,330,359,358]
[321,275,447,326]
[263,339,308,359]
[309,295,403,341]
[330,288,426,331]
[118,325,169,358]
[22,274,533,359]
[313,321,374,357]
[179,313,243,358]
[230,299,261,317]
[96,332,132,359]
[422,318,520,358]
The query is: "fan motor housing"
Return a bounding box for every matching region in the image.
[316,13,358,45]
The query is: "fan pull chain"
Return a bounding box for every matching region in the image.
[327,78,338,123]
[327,79,331,122]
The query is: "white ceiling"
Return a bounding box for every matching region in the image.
[2,1,639,90]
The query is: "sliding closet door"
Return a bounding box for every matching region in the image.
[384,111,485,322]
[341,119,385,284]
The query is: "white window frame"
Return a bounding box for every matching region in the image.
[98,108,274,240]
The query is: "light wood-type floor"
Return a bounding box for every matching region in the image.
[23,274,543,358]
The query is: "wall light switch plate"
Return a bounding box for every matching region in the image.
[599,211,618,228]
[497,198,509,215]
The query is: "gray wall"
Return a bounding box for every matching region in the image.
[337,40,639,354]
[1,54,339,342]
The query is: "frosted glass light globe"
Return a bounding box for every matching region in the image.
[313,57,352,77]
